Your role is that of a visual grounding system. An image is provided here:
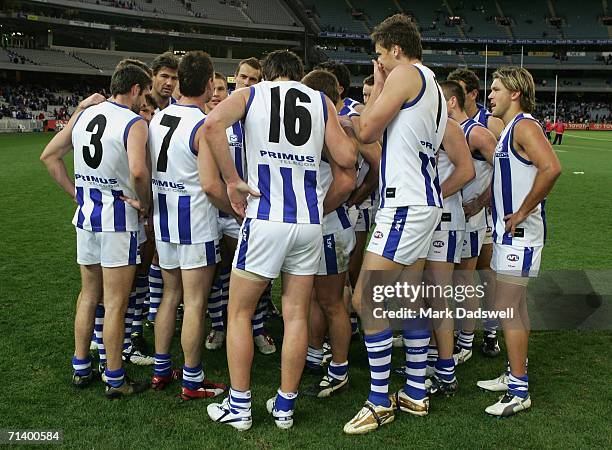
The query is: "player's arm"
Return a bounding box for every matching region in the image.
[324,97,357,169]
[440,119,475,198]
[504,120,562,235]
[359,63,419,143]
[347,114,380,207]
[323,147,357,215]
[487,116,504,140]
[125,119,151,216]
[39,116,79,200]
[197,126,237,218]
[461,125,497,217]
[71,93,106,118]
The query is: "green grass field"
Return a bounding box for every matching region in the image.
[0,131,611,449]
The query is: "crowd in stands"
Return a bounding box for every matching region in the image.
[535,100,612,123]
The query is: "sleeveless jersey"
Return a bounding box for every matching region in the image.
[473,103,491,128]
[154,96,178,114]
[492,113,547,247]
[72,100,143,232]
[243,81,327,224]
[379,63,447,209]
[436,120,465,231]
[149,103,219,244]
[319,155,353,233]
[461,118,493,232]
[339,97,361,117]
[219,121,245,218]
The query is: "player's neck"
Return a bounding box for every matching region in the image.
[179,96,206,112]
[464,101,478,118]
[153,91,170,110]
[109,95,132,110]
[502,105,524,125]
[451,110,469,124]
[335,99,344,113]
[270,77,291,82]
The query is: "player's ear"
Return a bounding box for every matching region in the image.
[510,90,521,103]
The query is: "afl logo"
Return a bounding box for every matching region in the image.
[507,254,520,262]
[433,240,445,248]
[373,231,384,239]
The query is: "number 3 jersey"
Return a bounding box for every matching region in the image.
[243,81,327,224]
[149,103,219,244]
[71,100,143,232]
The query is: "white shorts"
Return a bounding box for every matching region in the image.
[157,239,220,270]
[367,206,441,266]
[427,230,464,264]
[484,207,494,245]
[76,228,140,268]
[491,244,542,278]
[354,206,377,233]
[233,218,323,278]
[461,228,486,259]
[218,216,241,240]
[317,227,356,276]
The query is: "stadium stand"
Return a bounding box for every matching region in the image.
[554,0,609,39]
[398,0,462,38]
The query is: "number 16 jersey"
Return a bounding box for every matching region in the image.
[243,81,327,225]
[149,103,219,245]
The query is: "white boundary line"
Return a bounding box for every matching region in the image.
[564,133,612,142]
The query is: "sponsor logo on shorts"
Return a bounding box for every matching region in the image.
[373,231,384,239]
[433,240,445,248]
[507,254,520,262]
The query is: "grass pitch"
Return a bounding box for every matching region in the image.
[0,131,610,449]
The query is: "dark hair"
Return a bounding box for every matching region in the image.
[235,57,262,78]
[261,50,304,82]
[302,70,340,105]
[178,51,214,98]
[110,64,151,96]
[151,51,179,75]
[447,68,480,94]
[115,58,152,78]
[371,14,422,60]
[363,74,374,86]
[440,80,465,110]
[214,71,228,87]
[315,61,351,99]
[144,93,158,109]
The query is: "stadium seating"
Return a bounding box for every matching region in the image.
[244,0,298,25]
[398,0,462,38]
[554,0,608,38]
[311,0,370,34]
[5,48,92,69]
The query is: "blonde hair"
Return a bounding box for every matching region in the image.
[492,66,536,113]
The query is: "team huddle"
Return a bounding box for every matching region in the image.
[40,14,561,434]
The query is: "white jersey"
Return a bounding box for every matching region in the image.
[219,121,245,219]
[339,97,361,118]
[153,96,178,114]
[379,63,447,209]
[436,132,465,231]
[461,118,493,232]
[149,103,219,244]
[492,113,547,246]
[320,155,353,234]
[473,103,492,128]
[72,100,143,232]
[243,81,327,224]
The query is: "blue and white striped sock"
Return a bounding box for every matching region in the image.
[251,297,268,337]
[306,345,323,369]
[434,358,456,383]
[220,269,230,324]
[182,364,204,390]
[402,328,430,401]
[484,319,498,338]
[508,373,529,398]
[132,274,148,334]
[148,264,163,323]
[275,389,297,412]
[350,313,359,334]
[426,345,438,371]
[154,353,171,377]
[104,367,125,388]
[327,360,348,381]
[208,274,225,331]
[72,355,91,376]
[94,304,106,366]
[123,290,136,351]
[229,388,251,413]
[364,329,393,407]
[457,331,474,350]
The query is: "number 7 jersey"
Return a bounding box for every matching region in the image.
[149,103,220,244]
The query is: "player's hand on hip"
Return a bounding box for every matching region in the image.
[504,211,526,236]
[120,195,147,219]
[228,181,259,218]
[463,198,483,219]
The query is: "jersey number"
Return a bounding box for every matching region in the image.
[157,115,181,172]
[83,114,107,169]
[269,87,312,146]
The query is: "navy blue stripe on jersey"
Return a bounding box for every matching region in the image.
[158,193,170,242]
[256,164,271,220]
[320,92,328,124]
[178,196,191,244]
[280,167,298,223]
[499,156,513,245]
[400,66,426,110]
[123,116,143,150]
[72,110,85,129]
[189,118,206,157]
[379,129,388,208]
[76,187,85,228]
[363,208,370,230]
[245,86,255,115]
[90,188,103,232]
[418,152,436,206]
[491,169,498,242]
[521,247,534,277]
[470,231,479,257]
[433,164,442,205]
[541,199,547,243]
[509,116,534,165]
[232,122,244,179]
[205,240,216,266]
[108,100,129,110]
[236,218,251,269]
[447,230,457,262]
[111,189,126,232]
[304,170,320,224]
[324,233,338,274]
[336,206,352,229]
[128,231,138,265]
[382,206,408,260]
